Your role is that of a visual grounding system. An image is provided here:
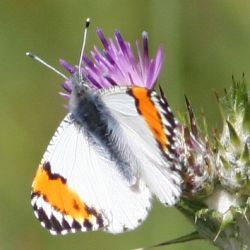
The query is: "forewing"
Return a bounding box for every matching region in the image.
[31,114,151,235]
[101,86,182,206]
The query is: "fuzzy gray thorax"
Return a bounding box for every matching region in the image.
[69,75,138,185]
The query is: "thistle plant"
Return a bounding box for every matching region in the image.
[40,28,250,249]
[151,77,250,250]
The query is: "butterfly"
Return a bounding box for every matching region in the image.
[29,20,182,235]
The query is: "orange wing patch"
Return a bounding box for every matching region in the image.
[130,87,169,151]
[32,162,90,220]
[31,162,106,234]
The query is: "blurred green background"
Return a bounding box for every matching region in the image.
[1,0,250,249]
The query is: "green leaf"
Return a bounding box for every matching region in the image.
[240,143,250,162]
[227,120,241,147]
[243,103,250,132]
[133,231,202,250]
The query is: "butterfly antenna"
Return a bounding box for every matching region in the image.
[78,18,91,83]
[26,52,68,80]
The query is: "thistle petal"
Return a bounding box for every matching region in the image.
[59,28,164,98]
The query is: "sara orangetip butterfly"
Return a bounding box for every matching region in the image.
[28,19,182,235]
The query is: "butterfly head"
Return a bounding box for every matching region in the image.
[67,70,95,112]
[72,70,89,89]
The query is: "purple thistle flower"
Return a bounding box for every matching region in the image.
[59,29,164,96]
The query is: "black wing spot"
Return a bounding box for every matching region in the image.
[72,220,81,230]
[62,218,71,230]
[83,219,93,231]
[43,162,67,184]
[73,199,80,211]
[50,215,63,233]
[96,214,104,228]
[37,208,52,230]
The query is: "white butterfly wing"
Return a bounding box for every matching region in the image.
[31,114,151,235]
[101,86,182,206]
